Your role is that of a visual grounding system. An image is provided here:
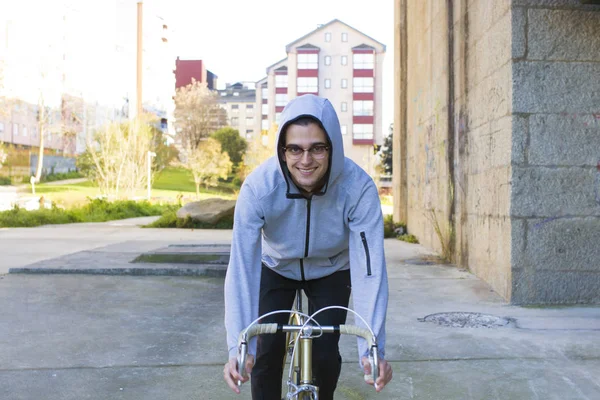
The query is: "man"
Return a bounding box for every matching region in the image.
[223,95,392,399]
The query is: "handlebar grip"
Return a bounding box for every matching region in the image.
[338,325,376,347]
[237,323,278,343]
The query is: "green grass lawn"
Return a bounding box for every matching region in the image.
[17,167,236,208]
[153,167,238,196]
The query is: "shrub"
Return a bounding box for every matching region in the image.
[0,205,82,227]
[384,214,406,238]
[40,171,83,183]
[397,234,419,244]
[0,198,173,228]
[0,176,11,186]
[145,209,234,229]
[383,214,418,243]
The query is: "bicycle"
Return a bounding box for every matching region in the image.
[236,288,380,399]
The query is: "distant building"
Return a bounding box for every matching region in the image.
[174,58,218,90]
[256,19,386,175]
[0,0,176,154]
[217,83,256,140]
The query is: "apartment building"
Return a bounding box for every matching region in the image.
[217,82,256,140]
[174,58,218,90]
[256,19,386,175]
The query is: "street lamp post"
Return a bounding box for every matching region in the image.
[147,151,156,200]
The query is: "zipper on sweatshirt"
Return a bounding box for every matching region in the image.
[300,198,312,281]
[360,231,372,276]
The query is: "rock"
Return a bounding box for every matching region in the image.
[176,198,236,224]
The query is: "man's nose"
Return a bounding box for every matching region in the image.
[300,150,313,162]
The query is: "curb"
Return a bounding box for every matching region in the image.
[9,264,227,278]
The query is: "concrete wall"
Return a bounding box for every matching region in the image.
[405,1,452,256]
[403,0,514,300]
[458,1,514,300]
[510,0,600,304]
[397,0,600,304]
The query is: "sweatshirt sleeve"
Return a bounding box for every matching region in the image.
[224,182,264,360]
[347,180,389,363]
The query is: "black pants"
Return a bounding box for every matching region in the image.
[251,265,352,400]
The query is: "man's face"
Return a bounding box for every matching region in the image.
[283,122,329,194]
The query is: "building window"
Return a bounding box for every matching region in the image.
[231,117,239,127]
[276,93,288,106]
[353,124,373,139]
[324,79,331,89]
[353,100,374,116]
[262,119,269,130]
[341,79,348,89]
[262,104,268,115]
[231,104,239,113]
[353,53,374,69]
[261,86,268,98]
[324,56,331,66]
[341,125,347,135]
[353,77,374,93]
[22,126,28,137]
[13,123,18,136]
[325,32,331,42]
[341,102,347,112]
[245,116,254,126]
[297,77,318,93]
[341,56,348,66]
[246,129,253,134]
[246,104,254,109]
[275,74,288,87]
[233,92,240,97]
[297,53,318,69]
[342,32,348,42]
[0,122,4,134]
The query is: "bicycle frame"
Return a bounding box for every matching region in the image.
[237,289,380,400]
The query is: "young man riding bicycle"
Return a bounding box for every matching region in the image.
[224,94,393,399]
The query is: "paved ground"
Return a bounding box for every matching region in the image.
[1,219,600,399]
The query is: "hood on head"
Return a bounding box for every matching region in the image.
[275,95,345,198]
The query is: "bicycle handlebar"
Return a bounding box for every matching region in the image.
[236,323,379,388]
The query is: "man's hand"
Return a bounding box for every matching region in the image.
[223,355,255,394]
[361,356,393,392]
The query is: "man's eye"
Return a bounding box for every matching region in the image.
[312,145,327,153]
[287,147,302,154]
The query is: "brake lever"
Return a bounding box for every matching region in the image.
[237,342,248,386]
[370,345,379,390]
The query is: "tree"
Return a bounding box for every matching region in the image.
[0,143,7,170]
[173,79,227,150]
[149,125,179,172]
[83,118,155,198]
[378,123,393,176]
[178,138,232,198]
[238,123,277,181]
[211,127,247,173]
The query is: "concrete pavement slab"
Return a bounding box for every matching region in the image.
[0,222,232,275]
[0,221,599,399]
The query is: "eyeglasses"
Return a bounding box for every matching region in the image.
[282,144,329,160]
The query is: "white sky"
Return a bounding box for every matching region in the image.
[164,0,395,130]
[2,0,394,129]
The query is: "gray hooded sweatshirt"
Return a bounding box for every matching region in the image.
[224,94,388,362]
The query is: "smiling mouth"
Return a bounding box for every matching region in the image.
[298,168,317,175]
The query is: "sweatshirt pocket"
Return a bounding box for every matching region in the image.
[360,231,372,276]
